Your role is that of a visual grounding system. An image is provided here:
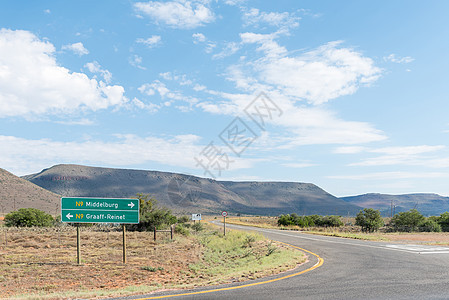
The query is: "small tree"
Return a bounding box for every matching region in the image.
[437,212,449,232]
[389,209,424,232]
[355,208,384,233]
[320,215,343,227]
[418,219,441,232]
[4,208,54,227]
[130,193,177,231]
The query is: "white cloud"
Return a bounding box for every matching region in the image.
[192,32,216,53]
[334,146,367,154]
[134,0,215,29]
[130,97,161,113]
[197,90,386,145]
[84,61,112,83]
[138,80,198,108]
[192,33,206,43]
[62,42,89,56]
[56,118,95,126]
[129,54,146,69]
[0,134,255,176]
[224,0,246,6]
[232,39,381,105]
[384,54,414,64]
[350,145,447,167]
[44,9,51,14]
[242,8,300,30]
[282,162,316,168]
[158,72,192,85]
[0,29,127,118]
[328,171,449,180]
[136,35,162,48]
[0,134,202,176]
[212,42,240,59]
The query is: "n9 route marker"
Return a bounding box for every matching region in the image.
[61,197,140,265]
[61,197,139,224]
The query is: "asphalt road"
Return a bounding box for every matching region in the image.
[113,223,449,300]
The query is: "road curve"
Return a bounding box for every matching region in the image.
[111,223,449,300]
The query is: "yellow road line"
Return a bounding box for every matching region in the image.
[133,242,324,300]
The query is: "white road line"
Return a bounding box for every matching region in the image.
[222,223,449,255]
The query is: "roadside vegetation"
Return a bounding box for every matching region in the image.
[225,209,449,243]
[0,195,305,299]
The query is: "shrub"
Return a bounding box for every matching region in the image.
[418,219,442,232]
[355,208,384,233]
[191,222,204,232]
[4,208,54,227]
[177,216,190,223]
[174,224,190,236]
[389,209,425,232]
[320,215,343,227]
[129,194,177,231]
[437,212,449,232]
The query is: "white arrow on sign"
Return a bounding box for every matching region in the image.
[66,213,73,220]
[128,202,135,209]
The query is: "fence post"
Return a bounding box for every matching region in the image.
[170,225,174,240]
[153,227,157,241]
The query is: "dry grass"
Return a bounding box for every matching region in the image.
[0,224,305,299]
[225,216,449,244]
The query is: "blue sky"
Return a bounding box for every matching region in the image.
[1,0,449,197]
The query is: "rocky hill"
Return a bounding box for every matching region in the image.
[341,193,449,216]
[0,168,61,215]
[22,164,362,216]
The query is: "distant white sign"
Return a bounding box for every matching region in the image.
[192,213,201,221]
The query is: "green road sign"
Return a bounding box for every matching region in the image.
[61,197,139,224]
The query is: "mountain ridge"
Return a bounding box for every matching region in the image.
[22,164,361,216]
[340,193,449,216]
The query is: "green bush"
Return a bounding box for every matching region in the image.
[4,208,54,227]
[129,194,177,231]
[355,208,384,232]
[177,216,190,223]
[389,209,425,232]
[191,222,204,232]
[320,215,343,227]
[418,219,442,232]
[437,212,449,232]
[277,214,343,228]
[174,224,190,236]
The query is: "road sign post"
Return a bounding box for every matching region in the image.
[222,211,228,236]
[61,197,139,264]
[61,197,139,224]
[192,213,201,223]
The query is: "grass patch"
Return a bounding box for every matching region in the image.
[0,223,305,299]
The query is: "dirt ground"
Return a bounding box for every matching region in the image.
[0,227,204,298]
[0,225,303,299]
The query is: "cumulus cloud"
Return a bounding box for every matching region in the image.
[0,29,127,118]
[231,39,381,105]
[134,0,215,29]
[62,42,89,56]
[84,61,112,83]
[136,35,162,48]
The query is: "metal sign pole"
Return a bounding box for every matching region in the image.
[122,224,127,264]
[77,224,81,265]
[224,216,226,236]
